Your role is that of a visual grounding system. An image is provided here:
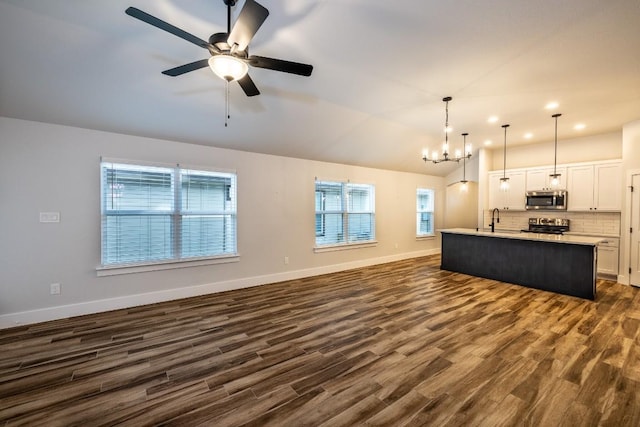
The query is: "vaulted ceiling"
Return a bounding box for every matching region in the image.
[1,0,639,176]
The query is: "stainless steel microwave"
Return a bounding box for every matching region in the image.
[525,190,567,210]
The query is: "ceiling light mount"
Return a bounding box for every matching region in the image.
[423,97,472,164]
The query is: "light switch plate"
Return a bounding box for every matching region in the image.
[40,212,60,223]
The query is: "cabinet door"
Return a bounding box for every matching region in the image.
[567,165,594,211]
[488,173,506,209]
[504,172,526,209]
[597,245,619,276]
[594,163,622,211]
[526,169,548,191]
[548,167,567,190]
[526,167,568,191]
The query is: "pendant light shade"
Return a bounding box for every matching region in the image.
[550,113,562,187]
[500,124,510,191]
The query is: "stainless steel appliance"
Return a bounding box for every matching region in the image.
[525,190,567,210]
[521,217,570,234]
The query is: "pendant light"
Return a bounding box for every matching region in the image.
[460,133,469,192]
[500,124,510,190]
[549,113,562,187]
[422,97,472,164]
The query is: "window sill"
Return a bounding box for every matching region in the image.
[96,254,240,277]
[314,241,378,253]
[416,235,436,241]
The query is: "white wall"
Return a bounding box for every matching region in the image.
[445,182,479,229]
[490,132,622,171]
[444,155,479,186]
[0,117,445,327]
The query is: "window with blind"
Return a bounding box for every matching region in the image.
[416,188,435,236]
[315,180,375,246]
[100,161,237,267]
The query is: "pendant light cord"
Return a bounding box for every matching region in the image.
[462,133,468,181]
[444,99,449,149]
[552,113,561,175]
[502,125,509,179]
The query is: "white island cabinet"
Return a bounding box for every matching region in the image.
[567,162,621,211]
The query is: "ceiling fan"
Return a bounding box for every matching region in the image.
[125,0,313,97]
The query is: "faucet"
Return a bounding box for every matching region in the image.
[490,208,500,232]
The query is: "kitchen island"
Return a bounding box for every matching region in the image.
[440,229,604,300]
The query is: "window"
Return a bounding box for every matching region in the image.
[100,161,237,267]
[417,188,434,236]
[315,180,375,247]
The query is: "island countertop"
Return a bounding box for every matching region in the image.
[439,228,605,246]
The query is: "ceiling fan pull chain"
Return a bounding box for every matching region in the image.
[225,80,230,127]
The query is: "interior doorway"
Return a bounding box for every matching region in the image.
[630,173,640,286]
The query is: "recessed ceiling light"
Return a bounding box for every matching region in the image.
[524,133,533,139]
[574,123,586,130]
[445,126,453,133]
[545,102,559,110]
[488,116,499,123]
[484,140,493,146]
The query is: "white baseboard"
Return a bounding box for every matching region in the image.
[0,249,439,329]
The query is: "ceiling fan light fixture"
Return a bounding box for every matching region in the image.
[208,55,248,81]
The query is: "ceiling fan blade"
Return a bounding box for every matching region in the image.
[237,74,260,97]
[162,59,210,76]
[227,0,269,52]
[248,55,313,76]
[125,7,217,52]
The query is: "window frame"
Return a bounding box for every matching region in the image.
[314,180,376,251]
[97,159,239,276]
[416,188,435,238]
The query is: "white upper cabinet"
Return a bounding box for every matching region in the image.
[594,163,622,211]
[489,171,526,210]
[567,162,621,211]
[525,167,567,191]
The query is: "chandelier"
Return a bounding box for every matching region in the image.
[422,96,472,164]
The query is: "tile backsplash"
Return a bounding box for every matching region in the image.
[482,210,620,236]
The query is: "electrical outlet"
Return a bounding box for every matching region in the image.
[284,256,289,265]
[40,212,60,223]
[50,283,61,295]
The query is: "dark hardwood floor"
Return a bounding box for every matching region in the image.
[2,255,640,426]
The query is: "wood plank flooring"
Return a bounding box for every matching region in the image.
[2,255,640,426]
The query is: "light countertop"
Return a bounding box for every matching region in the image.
[440,228,605,246]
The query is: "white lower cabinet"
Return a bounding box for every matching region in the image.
[597,238,619,277]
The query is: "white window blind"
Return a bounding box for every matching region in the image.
[315,180,375,246]
[416,188,434,236]
[101,161,236,266]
